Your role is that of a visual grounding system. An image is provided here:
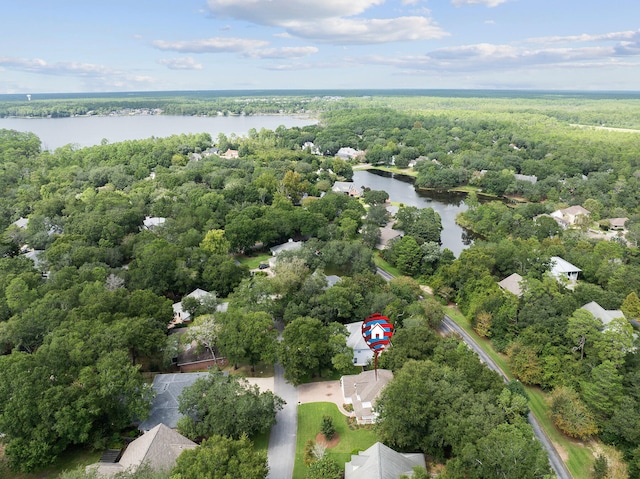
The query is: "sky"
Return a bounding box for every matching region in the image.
[2,0,640,93]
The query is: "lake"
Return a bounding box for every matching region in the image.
[1,113,472,255]
[353,169,474,257]
[0,114,317,150]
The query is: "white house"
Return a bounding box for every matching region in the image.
[269,238,303,256]
[142,216,166,231]
[549,256,581,285]
[550,206,590,228]
[345,322,374,367]
[336,147,364,160]
[171,288,216,325]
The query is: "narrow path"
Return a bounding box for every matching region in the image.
[267,363,298,479]
[442,315,571,479]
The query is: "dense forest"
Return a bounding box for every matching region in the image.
[0,92,639,478]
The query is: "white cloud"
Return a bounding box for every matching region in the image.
[526,30,640,45]
[246,46,319,59]
[158,57,204,70]
[0,56,113,76]
[284,16,448,44]
[207,0,383,24]
[451,0,509,7]
[152,37,269,53]
[206,0,447,45]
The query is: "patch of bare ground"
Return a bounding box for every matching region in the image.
[315,432,340,449]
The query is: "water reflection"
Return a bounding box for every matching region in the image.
[353,169,478,257]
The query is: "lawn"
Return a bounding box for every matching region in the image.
[0,445,102,479]
[293,403,377,479]
[373,253,402,279]
[444,305,594,479]
[235,253,271,269]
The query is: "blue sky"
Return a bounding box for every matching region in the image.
[2,0,640,93]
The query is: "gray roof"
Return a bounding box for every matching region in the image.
[581,301,625,326]
[345,442,425,479]
[514,173,538,184]
[89,424,196,477]
[498,273,524,297]
[342,369,393,422]
[11,217,29,229]
[138,373,210,431]
[172,288,214,322]
[550,256,581,274]
[345,321,374,367]
[270,239,303,255]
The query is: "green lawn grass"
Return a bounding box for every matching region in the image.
[236,253,271,269]
[373,254,402,279]
[444,305,593,478]
[0,446,102,479]
[293,403,377,479]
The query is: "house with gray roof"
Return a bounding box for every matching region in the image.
[345,321,374,367]
[581,301,626,327]
[269,238,303,256]
[11,217,29,229]
[332,181,360,197]
[551,205,590,228]
[138,373,210,431]
[498,272,524,297]
[87,424,196,477]
[345,442,425,479]
[142,216,166,231]
[341,369,393,424]
[171,288,215,325]
[514,173,538,184]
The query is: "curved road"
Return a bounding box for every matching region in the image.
[442,316,571,479]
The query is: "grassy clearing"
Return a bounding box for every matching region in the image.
[444,305,594,478]
[373,254,402,279]
[236,253,271,269]
[293,403,377,479]
[0,446,102,479]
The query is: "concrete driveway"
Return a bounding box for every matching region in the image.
[297,380,352,416]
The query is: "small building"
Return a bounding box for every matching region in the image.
[581,301,626,327]
[138,373,210,431]
[498,272,524,297]
[332,181,360,197]
[377,225,403,250]
[11,217,29,229]
[171,288,215,325]
[341,369,393,424]
[87,424,196,477]
[220,149,239,159]
[345,321,374,367]
[549,256,581,285]
[514,173,538,184]
[142,216,166,231]
[345,442,426,479]
[607,217,628,230]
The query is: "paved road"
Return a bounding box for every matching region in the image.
[267,363,298,479]
[442,316,572,479]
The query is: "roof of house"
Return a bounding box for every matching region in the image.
[332,181,359,194]
[514,173,538,184]
[345,442,425,479]
[143,216,166,229]
[550,256,581,274]
[172,288,215,322]
[11,217,29,229]
[22,249,45,269]
[581,301,626,326]
[326,275,342,288]
[88,424,196,477]
[342,369,393,421]
[336,147,363,159]
[498,273,524,297]
[138,373,210,431]
[269,239,303,255]
[346,321,370,352]
[608,217,629,228]
[560,205,591,216]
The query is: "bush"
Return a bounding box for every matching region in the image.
[321,415,335,440]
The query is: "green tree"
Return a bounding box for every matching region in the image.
[621,291,640,320]
[549,386,598,439]
[305,456,342,479]
[172,435,268,479]
[581,360,624,420]
[566,308,602,360]
[199,229,230,255]
[320,415,335,440]
[176,372,284,440]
